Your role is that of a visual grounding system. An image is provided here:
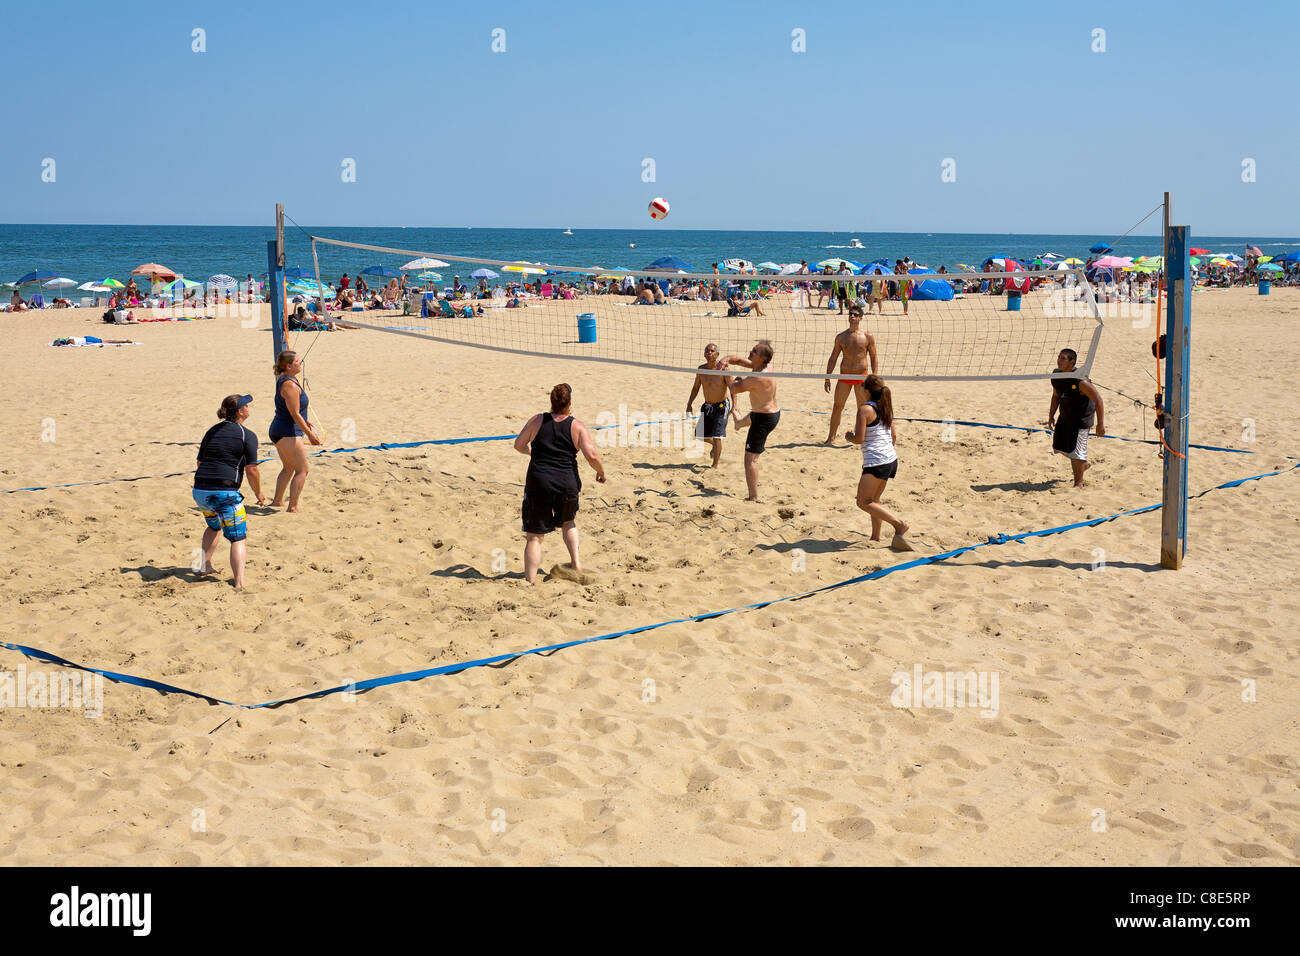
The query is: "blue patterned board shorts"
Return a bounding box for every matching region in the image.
[192,489,247,542]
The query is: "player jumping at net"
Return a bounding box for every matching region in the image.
[1047,348,1105,488]
[846,375,913,551]
[686,343,733,468]
[722,340,780,502]
[823,303,879,445]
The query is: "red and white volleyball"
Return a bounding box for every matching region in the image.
[648,198,670,220]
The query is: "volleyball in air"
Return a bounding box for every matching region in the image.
[648,198,670,220]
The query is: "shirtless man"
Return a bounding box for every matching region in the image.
[823,304,879,444]
[686,343,733,468]
[722,340,780,502]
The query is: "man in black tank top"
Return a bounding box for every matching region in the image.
[1048,349,1105,488]
[514,384,607,583]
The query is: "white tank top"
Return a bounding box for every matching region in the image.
[860,402,898,468]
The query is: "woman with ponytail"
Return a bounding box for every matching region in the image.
[846,375,913,551]
[513,383,607,583]
[193,394,265,588]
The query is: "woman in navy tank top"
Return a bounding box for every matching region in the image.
[268,349,320,512]
[513,383,607,583]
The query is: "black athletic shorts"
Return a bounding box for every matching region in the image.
[861,459,899,480]
[745,410,781,455]
[521,489,579,534]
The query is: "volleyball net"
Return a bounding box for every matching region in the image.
[301,236,1104,382]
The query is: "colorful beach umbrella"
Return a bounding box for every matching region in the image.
[502,261,546,275]
[100,277,125,289]
[416,271,443,282]
[78,281,112,293]
[1245,246,1263,256]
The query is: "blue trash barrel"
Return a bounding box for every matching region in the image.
[577,313,597,343]
[1006,293,1022,312]
[1259,280,1271,295]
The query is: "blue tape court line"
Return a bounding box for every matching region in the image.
[3,461,1295,711]
[2,415,1260,494]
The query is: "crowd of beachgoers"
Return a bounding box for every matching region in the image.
[4,245,1295,317]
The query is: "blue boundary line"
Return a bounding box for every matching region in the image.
[2,415,1261,494]
[2,461,1295,710]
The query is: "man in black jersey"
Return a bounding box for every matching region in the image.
[1048,349,1105,488]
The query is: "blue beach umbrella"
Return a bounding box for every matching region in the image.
[644,255,694,272]
[1089,242,1114,255]
[470,268,498,279]
[15,269,57,285]
[361,265,400,279]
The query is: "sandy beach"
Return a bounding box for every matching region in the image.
[1,288,1297,866]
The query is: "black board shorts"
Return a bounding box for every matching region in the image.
[861,459,899,480]
[745,410,781,455]
[522,489,580,534]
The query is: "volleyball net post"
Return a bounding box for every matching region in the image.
[268,203,287,357]
[1161,225,1191,569]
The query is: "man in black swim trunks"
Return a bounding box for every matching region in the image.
[722,340,780,502]
[1048,348,1105,488]
[686,343,733,468]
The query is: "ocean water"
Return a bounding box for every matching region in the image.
[2,225,1296,286]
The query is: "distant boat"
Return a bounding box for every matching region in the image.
[563,228,574,235]
[848,238,865,248]
[629,243,635,248]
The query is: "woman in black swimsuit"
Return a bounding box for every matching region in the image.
[513,384,607,583]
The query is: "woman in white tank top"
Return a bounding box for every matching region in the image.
[846,375,913,551]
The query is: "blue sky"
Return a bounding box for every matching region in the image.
[3,0,1296,234]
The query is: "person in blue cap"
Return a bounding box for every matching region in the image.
[193,394,265,588]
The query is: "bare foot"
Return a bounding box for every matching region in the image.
[744,496,759,502]
[890,523,914,552]
[286,505,302,513]
[823,437,837,445]
[268,499,283,508]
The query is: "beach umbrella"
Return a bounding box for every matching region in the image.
[1036,252,1063,260]
[15,269,58,285]
[777,263,803,275]
[42,277,78,291]
[164,277,204,292]
[470,268,498,279]
[401,257,450,270]
[1088,243,1113,254]
[985,257,1024,271]
[645,255,694,272]
[207,274,238,291]
[1221,253,1243,262]
[860,263,893,275]
[100,277,125,289]
[816,257,855,270]
[130,262,178,281]
[722,258,755,273]
[1258,263,1283,273]
[756,261,783,272]
[1061,258,1085,265]
[502,261,546,275]
[360,265,399,279]
[1189,248,1210,255]
[1246,245,1263,256]
[1257,256,1273,263]
[77,282,112,293]
[1093,255,1134,269]
[416,271,443,282]
[1280,251,1300,263]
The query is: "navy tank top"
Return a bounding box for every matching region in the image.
[525,413,580,495]
[271,374,308,436]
